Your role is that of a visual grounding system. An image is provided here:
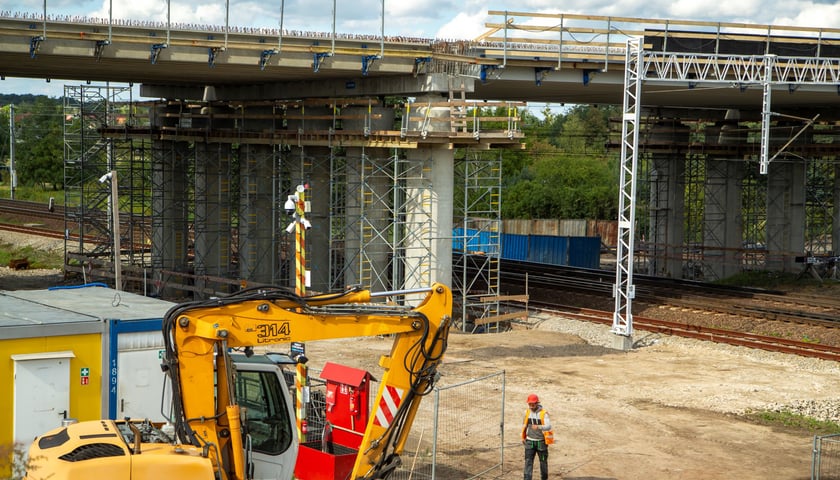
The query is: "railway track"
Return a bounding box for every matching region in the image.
[0,222,67,239]
[499,258,840,330]
[3,200,839,360]
[531,302,840,362]
[0,199,68,239]
[0,198,65,220]
[490,257,840,360]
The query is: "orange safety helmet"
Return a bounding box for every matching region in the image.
[527,393,540,404]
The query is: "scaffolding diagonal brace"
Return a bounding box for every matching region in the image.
[412,57,432,77]
[30,36,44,59]
[95,40,111,62]
[208,47,224,68]
[260,49,277,70]
[361,54,379,76]
[150,43,167,64]
[313,52,331,73]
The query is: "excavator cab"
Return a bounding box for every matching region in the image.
[230,353,299,479]
[25,283,452,480]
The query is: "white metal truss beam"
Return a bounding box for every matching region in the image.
[613,37,642,337]
[615,38,840,338]
[643,52,840,85]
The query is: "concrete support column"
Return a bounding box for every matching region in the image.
[306,147,332,293]
[194,142,232,296]
[343,149,362,287]
[239,143,276,284]
[342,107,396,292]
[151,140,190,298]
[766,160,806,271]
[344,147,392,292]
[403,146,453,290]
[834,165,840,257]
[649,153,686,277]
[150,102,191,298]
[703,110,744,280]
[703,158,743,280]
[285,106,331,292]
[646,121,688,278]
[765,122,810,272]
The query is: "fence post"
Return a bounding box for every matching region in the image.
[432,388,440,479]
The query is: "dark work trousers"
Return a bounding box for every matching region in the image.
[524,439,548,480]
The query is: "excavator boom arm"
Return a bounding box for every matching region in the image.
[161,283,452,480]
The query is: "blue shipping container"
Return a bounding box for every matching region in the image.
[455,230,601,268]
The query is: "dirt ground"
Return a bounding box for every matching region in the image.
[2,230,837,479]
[301,322,840,480]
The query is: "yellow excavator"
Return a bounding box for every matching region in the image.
[25,283,452,480]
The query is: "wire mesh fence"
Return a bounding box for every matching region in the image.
[813,434,840,480]
[390,371,506,480]
[303,367,506,479]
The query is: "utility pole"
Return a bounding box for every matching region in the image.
[9,104,15,200]
[100,170,122,290]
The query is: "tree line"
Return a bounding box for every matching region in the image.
[0,94,620,220]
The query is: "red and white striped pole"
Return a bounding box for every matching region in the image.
[293,184,308,443]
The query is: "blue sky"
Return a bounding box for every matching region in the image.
[1,0,839,98]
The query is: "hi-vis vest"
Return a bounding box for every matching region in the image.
[522,409,555,445]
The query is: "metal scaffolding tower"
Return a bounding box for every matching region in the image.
[452,149,502,331]
[63,84,149,288]
[83,94,521,300]
[617,36,840,338]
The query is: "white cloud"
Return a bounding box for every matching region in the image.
[772,2,840,29]
[436,10,491,41]
[1,0,839,96]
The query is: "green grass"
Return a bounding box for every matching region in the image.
[747,409,840,436]
[0,185,65,269]
[0,184,64,205]
[0,242,64,269]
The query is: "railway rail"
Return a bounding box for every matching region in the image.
[532,302,840,362]
[0,198,64,222]
[3,200,839,361]
[0,199,69,240]
[499,259,840,330]
[492,258,840,360]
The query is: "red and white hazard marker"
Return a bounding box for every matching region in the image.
[373,385,404,428]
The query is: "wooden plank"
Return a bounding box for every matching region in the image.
[480,294,529,302]
[473,311,528,325]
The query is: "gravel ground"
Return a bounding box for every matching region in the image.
[531,311,840,424]
[3,228,839,434]
[0,231,64,289]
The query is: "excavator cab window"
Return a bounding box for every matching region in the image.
[236,370,293,455]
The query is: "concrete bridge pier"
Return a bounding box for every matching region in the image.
[646,120,688,278]
[402,146,453,292]
[282,107,332,292]
[765,158,807,272]
[703,110,745,281]
[151,102,192,298]
[835,165,840,257]
[305,147,332,292]
[238,142,277,286]
[193,140,233,297]
[340,106,396,292]
[342,147,393,293]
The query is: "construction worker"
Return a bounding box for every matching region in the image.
[522,393,552,480]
